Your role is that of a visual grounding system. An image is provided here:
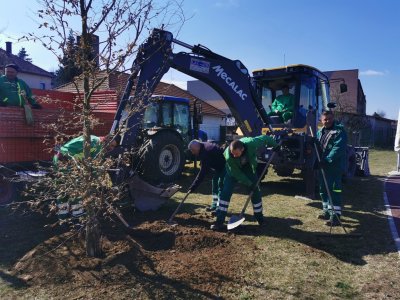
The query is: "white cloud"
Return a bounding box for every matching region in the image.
[215,0,239,8]
[360,69,385,76]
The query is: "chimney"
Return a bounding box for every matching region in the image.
[5,42,12,54]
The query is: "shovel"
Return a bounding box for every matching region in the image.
[167,191,191,225]
[227,149,278,230]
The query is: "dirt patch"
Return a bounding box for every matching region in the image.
[5,211,253,299]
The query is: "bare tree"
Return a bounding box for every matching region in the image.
[330,85,370,146]
[21,0,185,257]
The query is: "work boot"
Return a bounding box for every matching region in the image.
[254,213,265,226]
[205,205,217,212]
[317,212,330,220]
[210,222,225,231]
[326,215,341,227]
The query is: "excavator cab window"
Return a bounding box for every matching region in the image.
[260,80,296,125]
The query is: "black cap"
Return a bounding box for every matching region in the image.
[5,64,19,71]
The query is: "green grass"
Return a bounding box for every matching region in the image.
[178,149,400,299]
[1,149,399,299]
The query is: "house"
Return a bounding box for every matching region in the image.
[324,69,366,115]
[55,71,227,141]
[0,42,54,90]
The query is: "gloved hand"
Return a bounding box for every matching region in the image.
[31,103,42,109]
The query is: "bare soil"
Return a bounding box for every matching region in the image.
[1,208,256,299]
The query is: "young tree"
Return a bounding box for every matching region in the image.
[17,47,33,62]
[23,0,185,257]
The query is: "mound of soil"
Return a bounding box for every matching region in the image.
[7,211,255,299]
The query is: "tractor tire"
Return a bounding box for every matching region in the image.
[140,131,185,183]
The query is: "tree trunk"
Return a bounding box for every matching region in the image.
[79,0,102,257]
[85,215,102,257]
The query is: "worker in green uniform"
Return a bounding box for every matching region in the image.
[268,85,294,123]
[211,135,278,230]
[317,110,347,226]
[0,64,41,108]
[53,135,118,218]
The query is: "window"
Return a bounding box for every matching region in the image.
[318,79,330,119]
[161,102,172,127]
[299,76,317,113]
[173,103,189,136]
[143,102,159,128]
[39,82,46,90]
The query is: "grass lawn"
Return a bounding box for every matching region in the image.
[173,149,400,299]
[0,149,399,299]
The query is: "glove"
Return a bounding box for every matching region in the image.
[31,103,42,109]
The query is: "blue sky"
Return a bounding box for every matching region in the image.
[0,0,399,118]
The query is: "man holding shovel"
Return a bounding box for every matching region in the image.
[187,140,226,213]
[317,110,347,226]
[211,135,277,230]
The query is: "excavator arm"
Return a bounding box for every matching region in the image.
[112,28,270,147]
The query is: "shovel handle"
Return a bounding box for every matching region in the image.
[239,146,280,215]
[167,191,191,223]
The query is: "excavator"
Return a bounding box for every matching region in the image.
[111,28,358,209]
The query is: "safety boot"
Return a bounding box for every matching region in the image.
[254,213,265,226]
[210,221,225,231]
[326,215,341,227]
[317,212,330,220]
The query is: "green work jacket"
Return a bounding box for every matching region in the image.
[224,135,277,186]
[0,75,38,107]
[60,135,102,160]
[317,121,347,173]
[271,94,295,113]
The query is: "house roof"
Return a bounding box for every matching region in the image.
[55,71,226,117]
[0,48,53,78]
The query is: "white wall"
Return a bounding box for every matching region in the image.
[200,115,225,141]
[17,73,52,90]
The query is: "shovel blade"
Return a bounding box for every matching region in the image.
[227,215,245,230]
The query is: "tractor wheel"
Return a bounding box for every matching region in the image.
[0,176,19,205]
[141,131,185,183]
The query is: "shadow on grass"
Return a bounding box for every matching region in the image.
[229,172,398,266]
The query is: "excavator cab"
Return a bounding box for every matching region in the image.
[253,64,330,133]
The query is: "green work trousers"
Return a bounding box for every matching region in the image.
[319,169,342,217]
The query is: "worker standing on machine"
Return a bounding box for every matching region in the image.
[268,84,294,123]
[187,140,226,213]
[211,135,277,230]
[317,110,347,226]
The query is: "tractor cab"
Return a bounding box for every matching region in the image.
[253,64,331,133]
[143,95,191,143]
